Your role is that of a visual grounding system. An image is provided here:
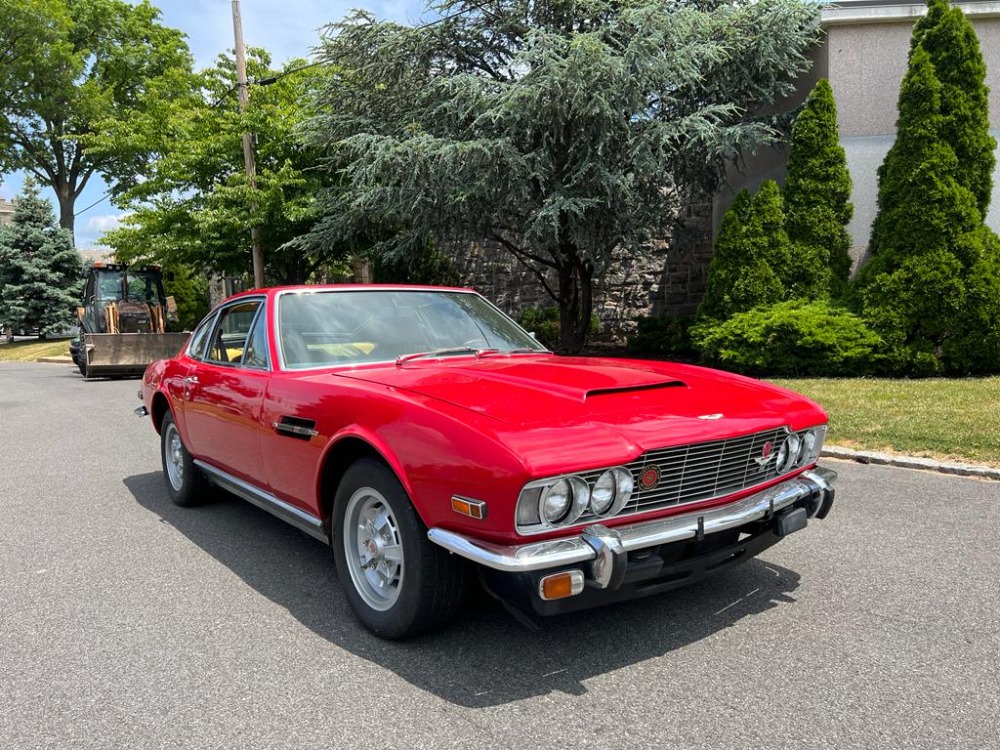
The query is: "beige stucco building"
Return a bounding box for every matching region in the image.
[716,0,1000,261]
[0,198,14,227]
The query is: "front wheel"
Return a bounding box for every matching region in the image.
[160,411,207,507]
[332,459,467,639]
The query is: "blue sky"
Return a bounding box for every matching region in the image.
[0,0,426,248]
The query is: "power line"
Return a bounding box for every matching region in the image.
[74,191,111,217]
[76,1,500,217]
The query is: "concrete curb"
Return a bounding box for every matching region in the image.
[37,357,74,364]
[822,445,1000,481]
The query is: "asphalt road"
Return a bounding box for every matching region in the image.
[1,362,998,750]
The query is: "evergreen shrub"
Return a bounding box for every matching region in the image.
[783,78,853,298]
[626,314,695,358]
[691,300,884,376]
[698,181,792,320]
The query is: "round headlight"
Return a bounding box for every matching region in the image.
[612,467,634,512]
[539,477,590,526]
[802,430,817,461]
[540,479,571,524]
[590,467,634,517]
[781,434,801,473]
[775,440,789,474]
[591,471,616,515]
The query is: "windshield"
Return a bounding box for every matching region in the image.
[95,270,165,304]
[277,289,547,369]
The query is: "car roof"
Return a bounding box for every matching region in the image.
[223,284,478,303]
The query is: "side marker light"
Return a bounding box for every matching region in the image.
[451,496,487,520]
[539,570,585,600]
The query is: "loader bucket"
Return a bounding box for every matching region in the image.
[83,332,190,378]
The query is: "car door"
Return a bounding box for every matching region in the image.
[182,298,270,483]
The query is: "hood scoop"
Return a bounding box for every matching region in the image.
[585,380,686,400]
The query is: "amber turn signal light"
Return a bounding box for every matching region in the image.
[538,570,585,601]
[451,496,487,520]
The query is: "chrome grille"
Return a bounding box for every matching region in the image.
[575,427,790,524]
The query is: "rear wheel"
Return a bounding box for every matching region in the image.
[332,459,467,639]
[160,411,207,506]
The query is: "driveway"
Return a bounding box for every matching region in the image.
[1,362,997,749]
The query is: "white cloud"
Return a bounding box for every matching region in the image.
[75,213,129,250]
[85,214,125,234]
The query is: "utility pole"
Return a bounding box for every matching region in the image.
[232,0,265,289]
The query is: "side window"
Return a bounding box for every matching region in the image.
[241,304,269,370]
[207,300,261,366]
[186,314,216,362]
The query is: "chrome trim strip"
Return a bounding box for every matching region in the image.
[428,470,835,573]
[193,460,328,542]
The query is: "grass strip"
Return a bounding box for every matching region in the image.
[771,377,1000,468]
[0,339,71,362]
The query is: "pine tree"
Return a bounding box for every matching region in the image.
[912,0,996,217]
[0,181,83,337]
[699,181,792,320]
[783,78,853,298]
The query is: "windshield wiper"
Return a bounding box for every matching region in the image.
[395,347,499,365]
[475,348,544,357]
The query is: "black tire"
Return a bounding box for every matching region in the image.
[77,361,86,377]
[160,411,208,507]
[332,459,467,639]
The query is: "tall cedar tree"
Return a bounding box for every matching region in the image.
[911,0,996,217]
[856,46,1000,373]
[0,180,82,336]
[306,0,820,352]
[783,78,853,298]
[698,181,792,320]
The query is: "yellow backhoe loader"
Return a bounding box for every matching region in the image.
[76,263,190,378]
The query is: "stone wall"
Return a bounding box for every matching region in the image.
[452,203,714,343]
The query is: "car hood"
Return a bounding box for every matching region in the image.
[337,355,826,470]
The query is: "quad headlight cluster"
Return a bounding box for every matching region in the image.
[516,467,635,531]
[515,425,827,535]
[782,425,827,474]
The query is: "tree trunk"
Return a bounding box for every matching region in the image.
[556,250,594,354]
[56,188,75,242]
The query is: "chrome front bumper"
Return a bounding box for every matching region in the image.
[427,467,836,576]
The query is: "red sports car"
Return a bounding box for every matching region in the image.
[137,285,836,638]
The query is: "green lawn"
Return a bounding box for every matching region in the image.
[771,377,1000,468]
[0,338,71,362]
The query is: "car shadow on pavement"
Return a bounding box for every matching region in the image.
[124,472,802,708]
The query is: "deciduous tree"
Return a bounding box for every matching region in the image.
[91,52,336,284]
[0,0,193,237]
